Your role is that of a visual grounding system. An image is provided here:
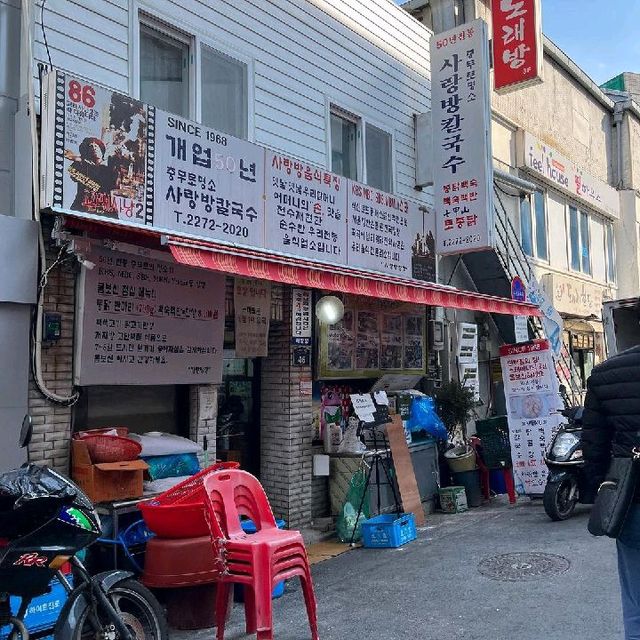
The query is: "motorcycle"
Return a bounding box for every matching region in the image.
[543,406,586,521]
[0,416,168,640]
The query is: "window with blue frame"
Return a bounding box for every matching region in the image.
[569,205,592,275]
[519,191,547,260]
[605,222,616,283]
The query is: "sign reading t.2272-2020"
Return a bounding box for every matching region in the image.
[40,70,436,285]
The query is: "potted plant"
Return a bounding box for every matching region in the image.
[434,380,477,474]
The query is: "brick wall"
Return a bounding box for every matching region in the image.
[260,286,313,528]
[28,225,76,472]
[28,221,216,474]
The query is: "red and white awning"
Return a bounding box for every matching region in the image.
[167,236,539,317]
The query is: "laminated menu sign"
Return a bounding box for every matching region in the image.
[347,182,423,278]
[403,315,425,370]
[326,310,355,371]
[234,278,271,358]
[456,322,478,363]
[154,113,266,246]
[356,311,380,370]
[265,151,348,262]
[499,339,560,495]
[75,244,224,385]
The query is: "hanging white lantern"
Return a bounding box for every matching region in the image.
[315,295,345,324]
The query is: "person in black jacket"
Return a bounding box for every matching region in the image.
[583,342,640,640]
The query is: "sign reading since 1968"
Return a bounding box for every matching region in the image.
[40,70,436,284]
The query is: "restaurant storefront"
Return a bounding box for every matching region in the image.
[34,70,537,529]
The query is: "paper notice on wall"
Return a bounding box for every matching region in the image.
[350,393,377,423]
[234,278,271,358]
[457,322,478,364]
[514,316,529,343]
[373,390,389,406]
[198,386,218,421]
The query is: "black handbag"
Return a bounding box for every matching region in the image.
[588,448,640,538]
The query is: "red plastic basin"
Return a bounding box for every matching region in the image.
[140,500,209,538]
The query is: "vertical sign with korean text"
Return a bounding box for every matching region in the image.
[291,289,312,346]
[234,278,271,358]
[154,114,266,246]
[431,19,494,255]
[491,0,543,94]
[266,152,347,263]
[500,339,560,495]
[291,288,312,366]
[75,244,224,385]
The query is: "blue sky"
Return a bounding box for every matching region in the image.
[396,1,640,85]
[542,0,640,85]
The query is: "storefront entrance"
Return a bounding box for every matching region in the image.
[217,358,261,476]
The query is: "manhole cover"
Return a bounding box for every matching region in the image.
[478,552,570,582]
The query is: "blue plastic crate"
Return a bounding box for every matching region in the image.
[361,513,417,549]
[0,576,72,639]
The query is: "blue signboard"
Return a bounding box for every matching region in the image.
[511,276,527,303]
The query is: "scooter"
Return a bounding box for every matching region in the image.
[543,406,586,521]
[0,416,168,640]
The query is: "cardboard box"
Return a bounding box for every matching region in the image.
[71,439,148,503]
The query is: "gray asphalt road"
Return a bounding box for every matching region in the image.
[170,499,622,640]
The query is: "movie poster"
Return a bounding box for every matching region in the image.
[59,75,148,221]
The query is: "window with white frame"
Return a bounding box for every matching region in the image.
[139,22,190,118]
[568,205,592,275]
[366,123,392,192]
[518,190,548,261]
[605,221,616,283]
[138,16,249,139]
[330,106,393,191]
[330,110,358,181]
[201,46,248,139]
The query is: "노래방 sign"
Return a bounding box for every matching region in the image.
[491,0,543,94]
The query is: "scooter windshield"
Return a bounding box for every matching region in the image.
[0,463,76,510]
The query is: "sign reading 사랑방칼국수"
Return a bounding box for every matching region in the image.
[430,19,494,256]
[40,70,437,285]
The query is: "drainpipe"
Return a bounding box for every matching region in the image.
[613,102,624,189]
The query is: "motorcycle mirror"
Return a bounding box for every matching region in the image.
[19,414,33,449]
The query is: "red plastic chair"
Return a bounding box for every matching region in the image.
[469,436,516,505]
[203,469,319,640]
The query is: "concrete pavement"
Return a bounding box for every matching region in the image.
[170,499,623,640]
